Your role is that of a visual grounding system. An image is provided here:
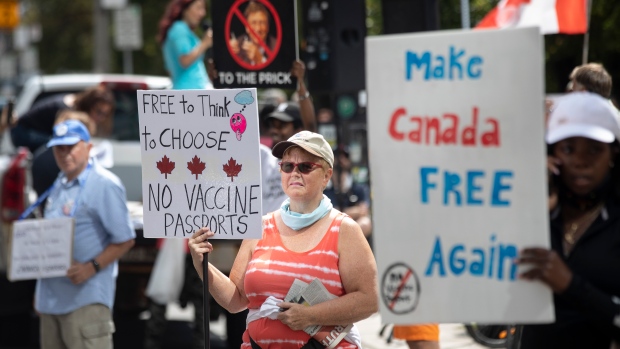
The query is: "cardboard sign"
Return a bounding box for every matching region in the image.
[9,217,74,281]
[366,27,554,324]
[212,0,297,89]
[138,89,263,239]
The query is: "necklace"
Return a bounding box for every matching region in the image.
[563,203,604,246]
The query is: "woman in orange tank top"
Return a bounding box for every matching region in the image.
[189,131,378,348]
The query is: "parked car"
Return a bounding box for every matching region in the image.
[0,74,172,339]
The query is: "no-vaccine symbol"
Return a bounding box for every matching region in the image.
[381,262,420,314]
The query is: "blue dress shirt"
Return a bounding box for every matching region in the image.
[35,160,135,315]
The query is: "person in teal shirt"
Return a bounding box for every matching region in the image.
[157,0,213,90]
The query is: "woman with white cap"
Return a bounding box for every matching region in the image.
[189,131,378,348]
[518,92,620,348]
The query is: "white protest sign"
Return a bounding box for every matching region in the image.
[367,27,554,324]
[138,89,262,239]
[9,217,74,281]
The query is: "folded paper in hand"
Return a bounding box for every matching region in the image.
[284,278,353,349]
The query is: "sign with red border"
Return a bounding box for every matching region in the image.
[213,0,297,89]
[225,0,282,70]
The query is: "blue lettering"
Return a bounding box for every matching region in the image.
[404,47,484,81]
[468,56,483,78]
[419,167,513,207]
[406,51,431,80]
[498,244,518,280]
[425,236,446,277]
[443,171,461,206]
[425,235,517,281]
[488,235,496,278]
[491,171,513,206]
[470,248,485,276]
[449,46,464,80]
[449,244,466,275]
[466,170,484,205]
[420,167,438,204]
[433,56,445,79]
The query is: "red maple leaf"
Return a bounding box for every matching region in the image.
[156,155,175,179]
[187,155,206,179]
[223,157,242,182]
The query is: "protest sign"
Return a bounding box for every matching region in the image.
[367,27,554,324]
[138,89,262,239]
[212,0,297,89]
[9,217,74,281]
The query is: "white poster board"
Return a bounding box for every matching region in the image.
[138,89,263,239]
[9,217,74,281]
[367,27,554,324]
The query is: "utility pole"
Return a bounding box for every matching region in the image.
[93,0,110,73]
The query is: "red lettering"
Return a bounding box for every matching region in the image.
[426,117,441,144]
[482,118,500,146]
[408,117,422,143]
[442,114,458,144]
[389,107,406,140]
[462,106,478,146]
[387,106,500,147]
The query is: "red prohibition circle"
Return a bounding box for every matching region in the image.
[225,0,282,71]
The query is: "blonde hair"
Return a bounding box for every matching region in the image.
[55,110,97,136]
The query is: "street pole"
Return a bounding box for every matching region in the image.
[123,50,133,74]
[581,0,593,64]
[93,0,110,73]
[202,253,210,349]
[460,0,471,29]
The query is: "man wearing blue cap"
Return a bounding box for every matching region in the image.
[35,119,135,348]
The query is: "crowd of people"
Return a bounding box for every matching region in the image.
[0,0,619,347]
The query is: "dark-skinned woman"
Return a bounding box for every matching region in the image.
[518,92,620,348]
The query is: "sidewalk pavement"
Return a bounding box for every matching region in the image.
[171,304,487,349]
[355,313,488,349]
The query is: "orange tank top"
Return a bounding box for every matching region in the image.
[241,212,356,349]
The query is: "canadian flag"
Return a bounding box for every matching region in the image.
[476,0,588,34]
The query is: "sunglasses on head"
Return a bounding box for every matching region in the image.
[279,161,323,174]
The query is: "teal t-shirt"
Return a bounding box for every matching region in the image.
[163,21,212,90]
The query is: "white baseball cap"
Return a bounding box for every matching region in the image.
[546,91,620,144]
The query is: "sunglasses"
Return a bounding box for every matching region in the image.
[279,161,323,174]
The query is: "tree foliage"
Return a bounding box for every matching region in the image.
[366,0,620,98]
[26,0,170,75]
[23,0,620,99]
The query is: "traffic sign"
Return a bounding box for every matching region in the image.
[336,95,357,119]
[0,0,19,30]
[114,4,142,50]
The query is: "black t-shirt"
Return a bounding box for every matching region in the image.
[31,146,60,199]
[324,179,368,211]
[17,94,69,134]
[520,200,620,348]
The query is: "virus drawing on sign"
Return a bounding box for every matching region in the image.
[230,113,247,141]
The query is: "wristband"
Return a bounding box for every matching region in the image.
[298,90,310,101]
[91,259,100,273]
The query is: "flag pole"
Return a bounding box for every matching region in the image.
[582,0,593,64]
[203,253,210,349]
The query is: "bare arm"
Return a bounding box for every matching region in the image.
[291,60,316,132]
[67,239,135,285]
[189,227,255,313]
[277,217,378,329]
[179,29,213,68]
